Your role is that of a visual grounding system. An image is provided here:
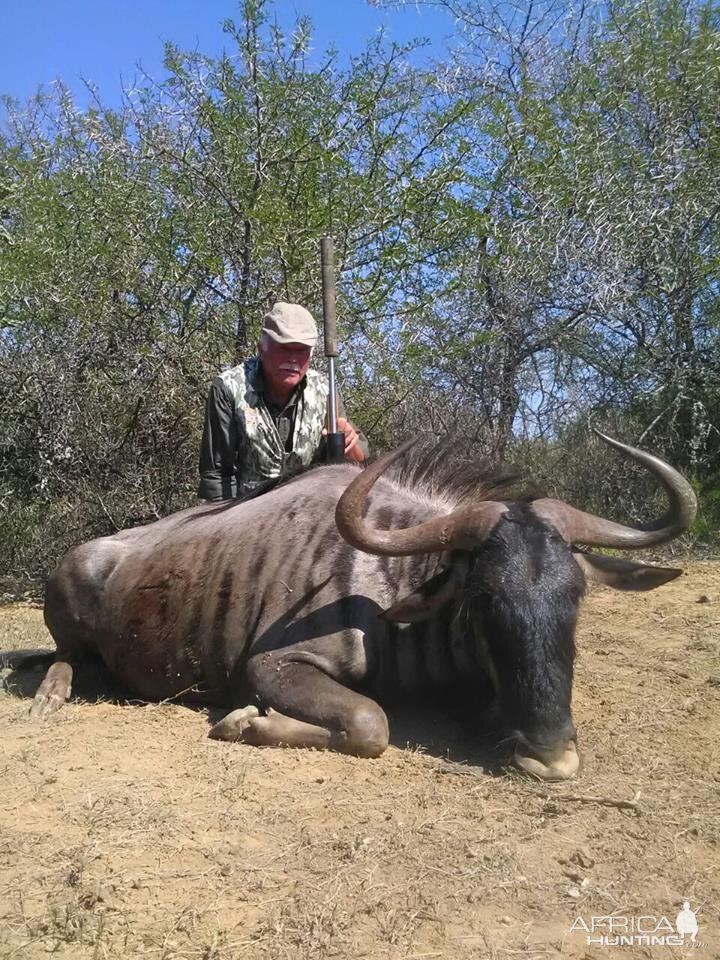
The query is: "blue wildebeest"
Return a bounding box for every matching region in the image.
[23,431,695,780]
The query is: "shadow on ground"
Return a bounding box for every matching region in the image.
[386,703,511,772]
[3,659,510,772]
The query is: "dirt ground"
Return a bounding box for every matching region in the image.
[1,561,719,960]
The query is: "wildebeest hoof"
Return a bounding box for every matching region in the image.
[210,706,341,751]
[29,662,73,720]
[208,705,260,740]
[513,740,579,781]
[29,692,68,720]
[235,708,332,750]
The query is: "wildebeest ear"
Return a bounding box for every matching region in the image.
[380,563,466,623]
[572,550,683,591]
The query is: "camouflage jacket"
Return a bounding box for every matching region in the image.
[198,356,368,501]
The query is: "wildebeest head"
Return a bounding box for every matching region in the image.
[335,430,697,780]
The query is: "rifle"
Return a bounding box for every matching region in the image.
[320,237,345,464]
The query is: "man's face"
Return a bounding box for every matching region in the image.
[259,337,313,396]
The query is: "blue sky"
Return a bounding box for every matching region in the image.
[1,1,453,108]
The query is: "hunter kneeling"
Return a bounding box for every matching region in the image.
[199,302,368,501]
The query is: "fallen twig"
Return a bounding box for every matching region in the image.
[435,762,488,779]
[550,791,642,812]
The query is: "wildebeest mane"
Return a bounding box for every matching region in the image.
[383,439,537,509]
[231,438,539,510]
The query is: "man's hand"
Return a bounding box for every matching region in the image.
[323,417,365,462]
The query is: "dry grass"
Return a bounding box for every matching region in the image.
[1,564,719,959]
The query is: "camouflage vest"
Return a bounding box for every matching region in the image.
[218,357,329,498]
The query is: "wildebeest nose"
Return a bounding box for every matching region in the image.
[513,739,580,781]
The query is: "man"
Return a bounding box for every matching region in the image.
[198,302,369,501]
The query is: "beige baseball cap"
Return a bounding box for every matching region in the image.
[262,302,318,347]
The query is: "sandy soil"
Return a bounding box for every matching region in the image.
[1,561,719,959]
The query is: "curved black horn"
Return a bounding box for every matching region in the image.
[532,429,697,549]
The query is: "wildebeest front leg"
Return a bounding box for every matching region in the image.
[217,657,389,758]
